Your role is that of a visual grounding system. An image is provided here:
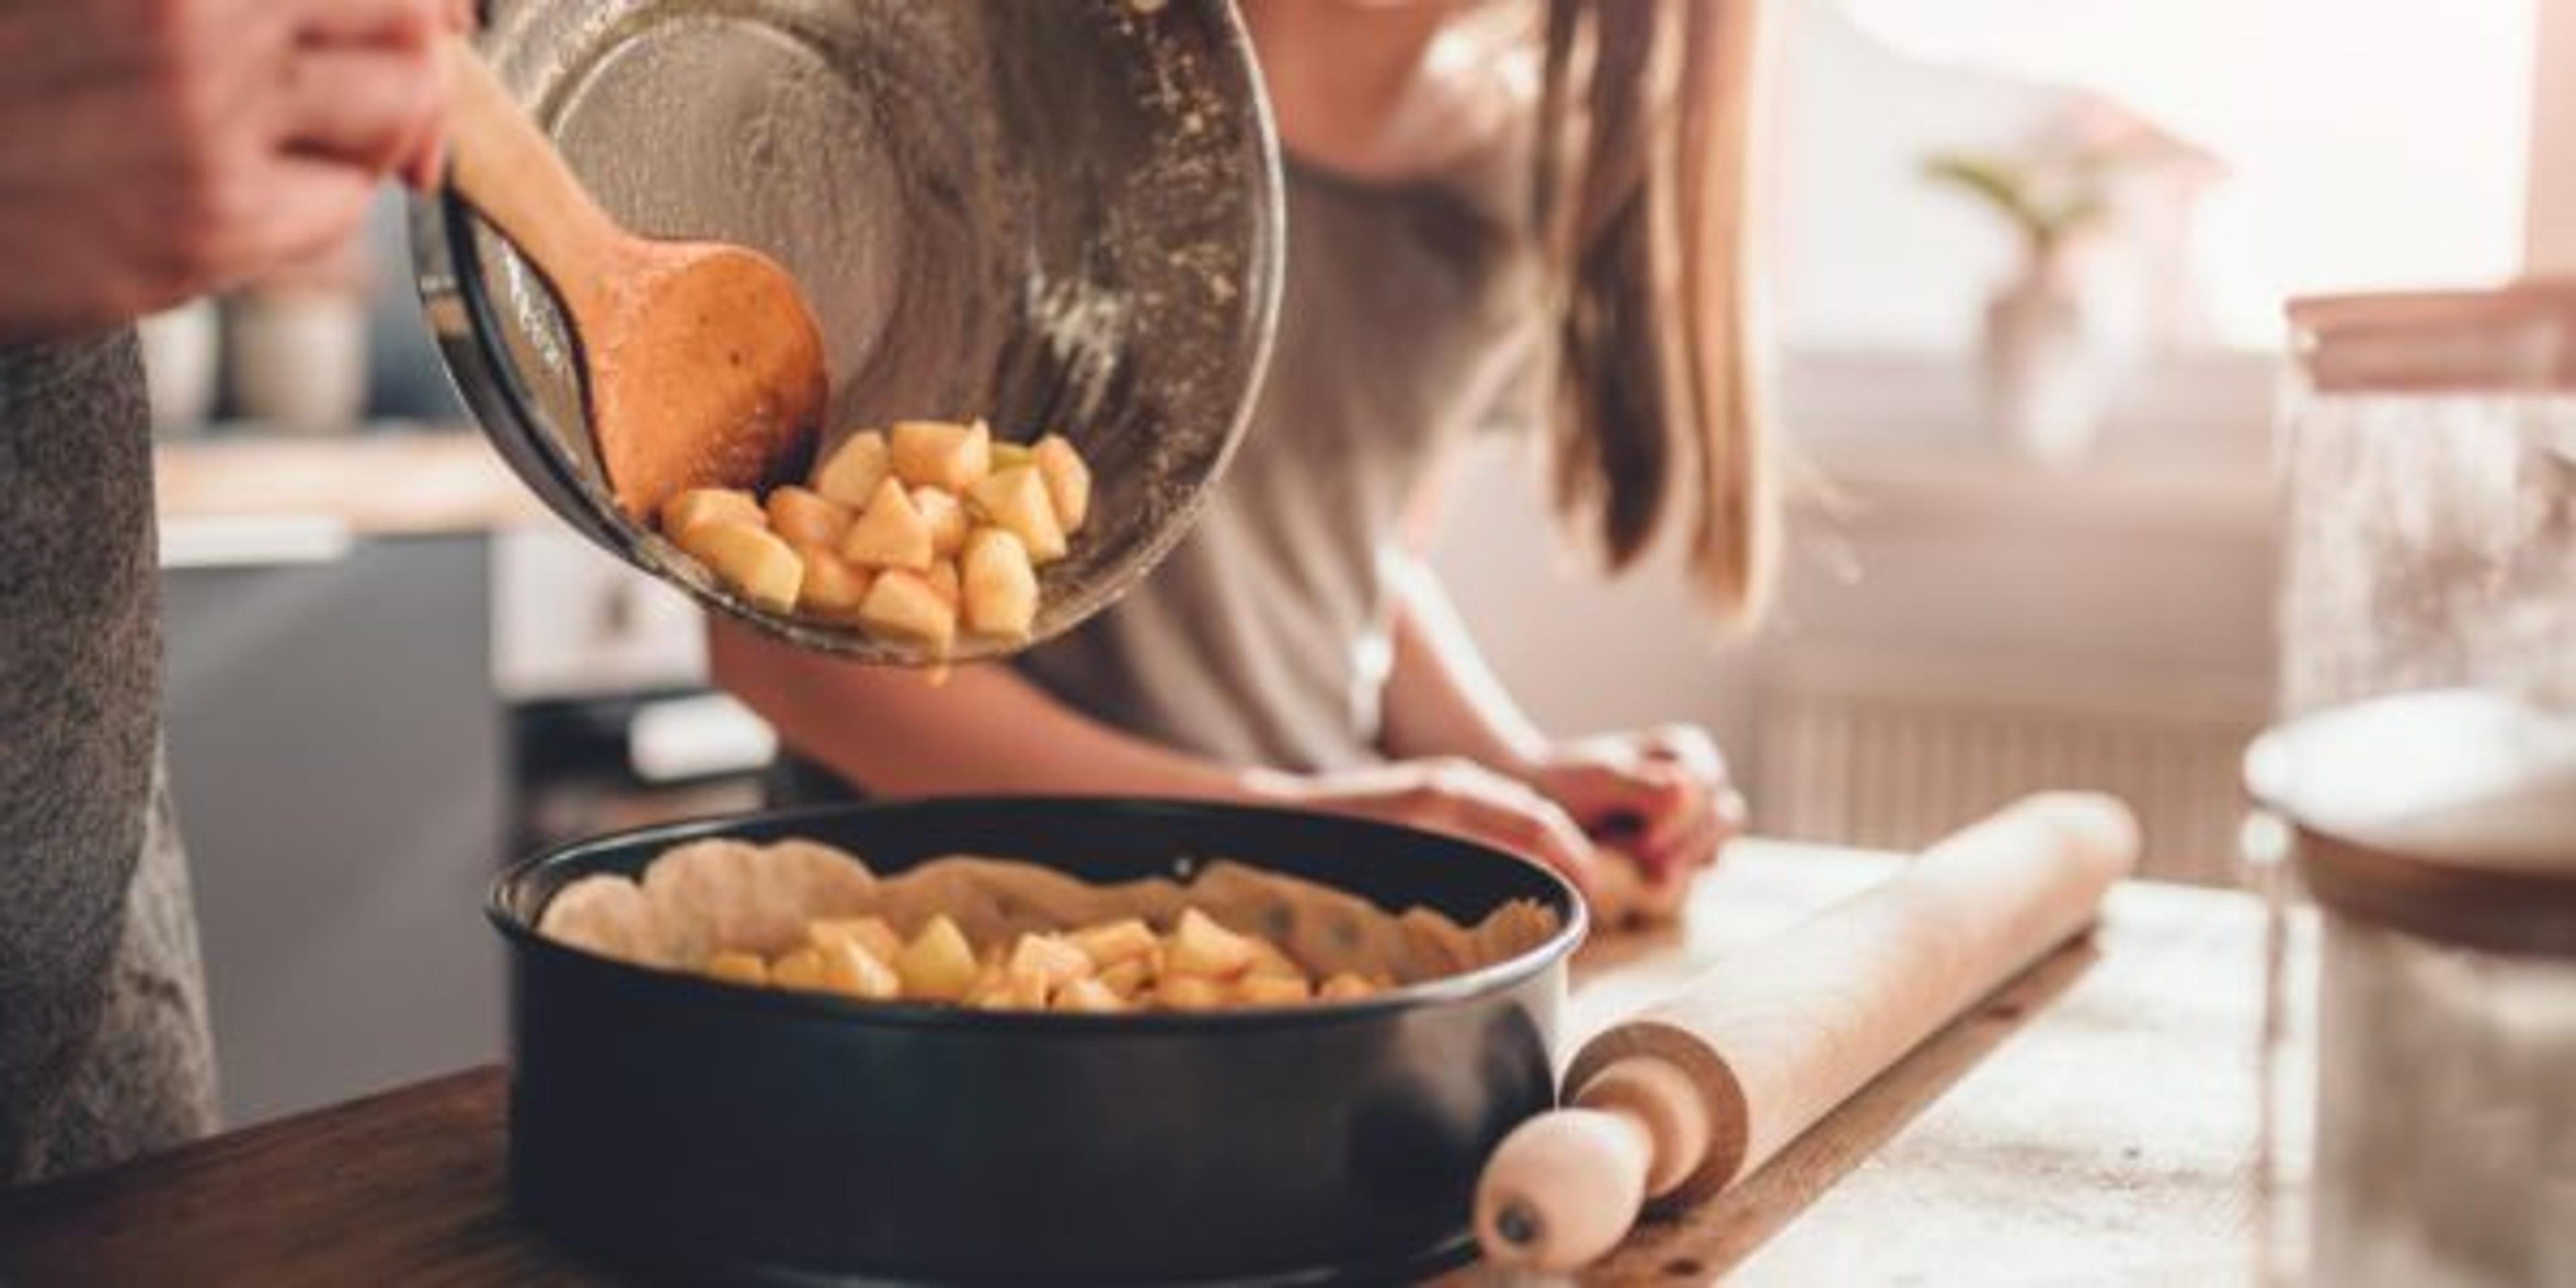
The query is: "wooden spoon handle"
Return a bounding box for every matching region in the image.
[441,37,623,306]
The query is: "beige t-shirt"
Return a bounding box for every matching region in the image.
[1010,152,1544,772]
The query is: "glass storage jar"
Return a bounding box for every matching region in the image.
[2251,282,2576,1287]
[2249,691,2576,1287]
[2275,282,2576,716]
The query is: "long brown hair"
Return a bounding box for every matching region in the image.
[1534,0,1775,624]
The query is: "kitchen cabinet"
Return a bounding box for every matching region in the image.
[163,535,507,1127]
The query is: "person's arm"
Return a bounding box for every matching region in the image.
[1379,555,1741,888]
[1377,413,1750,877]
[1378,555,1549,777]
[709,619,1251,801]
[1238,0,1522,184]
[709,618,1603,892]
[0,0,453,342]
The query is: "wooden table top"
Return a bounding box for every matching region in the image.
[0,840,2309,1286]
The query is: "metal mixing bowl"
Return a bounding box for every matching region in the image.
[413,0,1283,663]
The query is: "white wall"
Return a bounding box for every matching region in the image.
[1425,356,2279,853]
[1768,2,2057,353]
[1424,436,1764,753]
[2530,0,2576,273]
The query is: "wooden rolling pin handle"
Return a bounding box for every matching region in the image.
[1476,793,2138,1275]
[1473,1057,1711,1273]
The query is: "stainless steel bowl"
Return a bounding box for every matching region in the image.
[413,0,1283,663]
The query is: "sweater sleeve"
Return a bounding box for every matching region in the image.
[0,329,176,1182]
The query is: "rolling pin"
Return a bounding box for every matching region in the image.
[1474,792,2140,1272]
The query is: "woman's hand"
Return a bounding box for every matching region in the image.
[0,0,462,340]
[1246,759,1604,898]
[1521,724,1745,882]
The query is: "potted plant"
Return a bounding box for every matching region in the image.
[1923,147,2112,464]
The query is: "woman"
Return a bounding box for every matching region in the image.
[715,0,1772,904]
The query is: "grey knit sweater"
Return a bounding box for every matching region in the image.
[0,332,219,1185]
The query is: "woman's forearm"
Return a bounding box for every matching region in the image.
[712,612,1613,889]
[1379,557,1549,774]
[708,620,1257,802]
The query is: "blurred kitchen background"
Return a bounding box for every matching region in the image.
[150,0,2571,1125]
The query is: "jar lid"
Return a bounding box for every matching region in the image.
[2245,688,2576,957]
[2288,278,2576,394]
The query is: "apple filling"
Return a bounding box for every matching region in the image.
[655,419,1092,653]
[535,837,1570,1016]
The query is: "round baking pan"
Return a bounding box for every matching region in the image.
[413,0,1283,665]
[488,799,1585,1284]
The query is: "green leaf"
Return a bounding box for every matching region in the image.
[1921,152,2049,237]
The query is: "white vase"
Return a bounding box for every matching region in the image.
[227,291,371,434]
[138,300,221,435]
[1982,260,2101,466]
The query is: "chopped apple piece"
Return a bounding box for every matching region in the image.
[1157,975,1227,1012]
[895,915,978,1002]
[969,955,1049,1010]
[703,951,769,987]
[1234,973,1311,1007]
[965,467,1068,564]
[1245,937,1305,981]
[1165,908,1257,979]
[960,527,1039,640]
[1318,972,1381,1002]
[1006,932,1094,994]
[814,936,902,1000]
[913,487,969,557]
[890,419,991,492]
[1033,435,1092,533]
[810,916,904,966]
[989,441,1034,472]
[1055,977,1128,1014]
[841,478,934,573]
[792,543,871,619]
[1096,957,1151,998]
[769,946,828,992]
[926,558,961,610]
[812,430,891,509]
[679,522,803,614]
[859,569,956,652]
[1071,918,1158,969]
[765,486,855,549]
[661,488,765,542]
[792,543,871,620]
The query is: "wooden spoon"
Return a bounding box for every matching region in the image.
[440,39,826,524]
